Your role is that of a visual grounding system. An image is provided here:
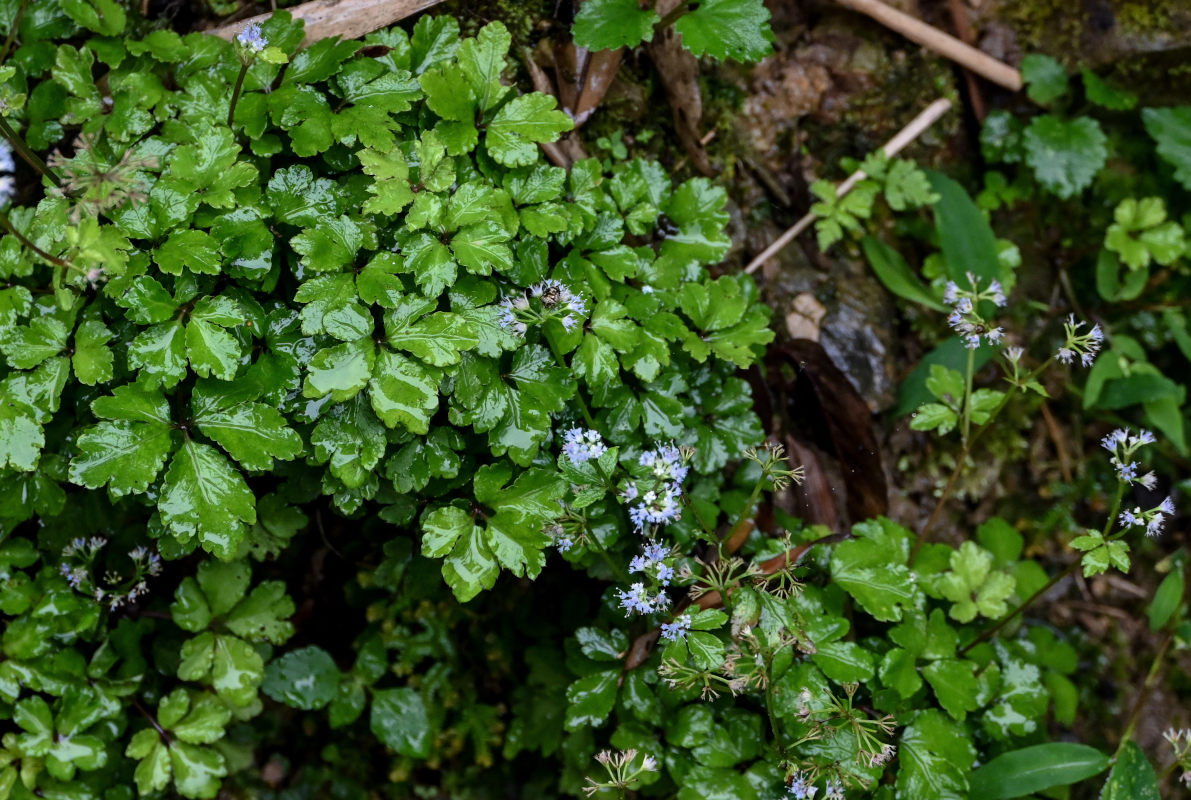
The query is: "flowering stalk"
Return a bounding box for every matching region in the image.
[228,22,268,128]
[0,113,62,187]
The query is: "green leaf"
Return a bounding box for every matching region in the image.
[170,694,232,744]
[673,0,774,62]
[572,0,660,50]
[370,349,440,433]
[72,315,114,384]
[830,517,923,622]
[1081,68,1137,110]
[862,236,947,312]
[564,668,619,729]
[360,147,414,216]
[69,418,173,496]
[926,171,1002,284]
[1021,53,1068,104]
[170,127,258,209]
[923,659,979,720]
[2,316,68,369]
[225,580,295,644]
[159,441,257,559]
[156,229,221,275]
[486,93,573,167]
[310,394,387,488]
[1023,115,1107,199]
[304,337,376,402]
[169,740,227,799]
[896,710,976,800]
[62,0,126,35]
[1148,569,1184,631]
[291,215,364,272]
[970,743,1109,800]
[1142,106,1191,191]
[813,641,874,683]
[385,311,479,366]
[370,687,432,757]
[195,399,303,472]
[1100,740,1160,800]
[263,646,341,710]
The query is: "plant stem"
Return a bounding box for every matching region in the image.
[0,209,70,267]
[0,115,62,187]
[654,0,691,31]
[0,0,29,65]
[545,332,597,427]
[913,357,1054,553]
[960,482,1125,655]
[1115,630,1173,756]
[227,61,249,129]
[961,346,975,443]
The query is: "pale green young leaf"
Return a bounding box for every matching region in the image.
[573,0,659,50]
[485,94,573,167]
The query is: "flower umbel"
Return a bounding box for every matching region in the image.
[235,22,268,55]
[1056,313,1103,367]
[582,749,659,797]
[942,273,1008,349]
[562,428,607,464]
[1101,427,1158,486]
[499,279,590,336]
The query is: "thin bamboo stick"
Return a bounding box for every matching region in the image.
[743,97,953,275]
[834,0,1022,91]
[208,0,442,45]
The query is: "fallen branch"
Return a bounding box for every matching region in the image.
[208,0,443,45]
[744,97,952,275]
[834,0,1022,91]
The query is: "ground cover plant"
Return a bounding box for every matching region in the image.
[0,2,1188,799]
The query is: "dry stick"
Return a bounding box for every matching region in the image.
[743,98,952,275]
[833,0,1022,91]
[208,0,443,45]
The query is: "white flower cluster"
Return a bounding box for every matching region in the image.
[562,427,607,463]
[787,772,817,799]
[943,274,1007,349]
[1100,427,1157,485]
[1056,313,1103,367]
[624,444,690,530]
[498,279,589,336]
[1119,497,1176,537]
[236,22,268,53]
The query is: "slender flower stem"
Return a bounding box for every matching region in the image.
[545,333,597,427]
[960,482,1125,655]
[913,357,1054,554]
[227,61,249,129]
[0,115,63,187]
[0,0,29,65]
[961,346,975,443]
[1115,630,1173,756]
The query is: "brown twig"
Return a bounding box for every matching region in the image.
[207,0,443,45]
[945,0,986,121]
[1039,401,1072,483]
[833,0,1022,91]
[743,98,952,275]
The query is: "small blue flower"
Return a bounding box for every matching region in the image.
[236,22,268,53]
[562,427,607,463]
[660,613,691,641]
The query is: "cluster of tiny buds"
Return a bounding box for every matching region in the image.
[235,22,268,54]
[583,749,659,797]
[499,279,589,335]
[546,521,576,553]
[1164,728,1191,788]
[1100,427,1157,485]
[1056,313,1103,367]
[1119,497,1175,537]
[59,539,163,610]
[562,427,607,464]
[864,744,897,769]
[942,274,1006,349]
